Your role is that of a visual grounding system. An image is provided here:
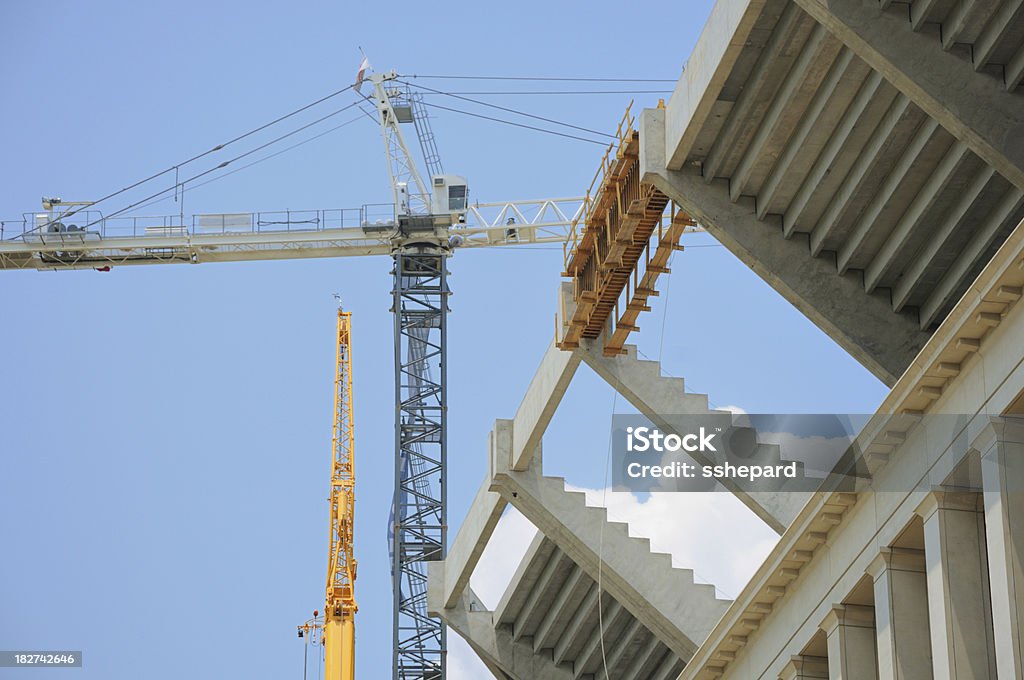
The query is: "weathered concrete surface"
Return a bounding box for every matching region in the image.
[510,339,580,471]
[642,107,930,386]
[793,0,1024,191]
[665,0,770,169]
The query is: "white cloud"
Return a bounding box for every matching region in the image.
[448,632,492,680]
[470,506,537,610]
[568,485,779,600]
[449,506,537,679]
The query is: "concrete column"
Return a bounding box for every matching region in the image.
[779,655,828,680]
[915,491,995,680]
[974,417,1024,679]
[866,547,932,680]
[820,604,878,680]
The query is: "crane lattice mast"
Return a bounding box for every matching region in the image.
[367,68,449,680]
[324,303,357,680]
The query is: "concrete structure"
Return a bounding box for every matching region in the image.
[428,1,1024,677]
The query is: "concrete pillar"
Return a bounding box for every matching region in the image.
[820,604,878,680]
[974,417,1024,679]
[866,547,932,680]
[779,655,829,680]
[915,491,995,680]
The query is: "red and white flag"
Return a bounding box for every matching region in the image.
[354,56,369,92]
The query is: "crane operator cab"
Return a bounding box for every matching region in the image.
[393,174,468,245]
[430,174,468,226]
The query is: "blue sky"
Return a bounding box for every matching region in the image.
[0,1,889,678]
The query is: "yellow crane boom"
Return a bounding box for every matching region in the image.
[324,304,357,680]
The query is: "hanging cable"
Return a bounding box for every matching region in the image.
[400,80,614,139]
[70,101,363,232]
[130,114,367,213]
[401,74,677,83]
[415,101,607,145]
[597,388,618,680]
[50,83,357,223]
[428,89,672,95]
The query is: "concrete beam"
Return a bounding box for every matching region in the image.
[427,575,575,680]
[703,2,805,183]
[620,631,667,680]
[511,339,581,472]
[573,598,623,678]
[909,0,940,32]
[1006,45,1024,91]
[864,139,971,293]
[793,0,1024,190]
[972,0,1024,71]
[758,47,857,221]
[835,116,939,275]
[891,165,996,312]
[604,616,644,675]
[730,22,840,202]
[642,107,931,386]
[919,185,1024,328]
[533,564,588,653]
[783,69,888,236]
[809,92,912,257]
[511,548,568,641]
[442,481,506,610]
[940,0,973,50]
[553,583,598,666]
[664,0,770,170]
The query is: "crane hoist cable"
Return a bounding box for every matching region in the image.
[397,80,616,139]
[399,74,678,82]
[50,83,359,225]
[63,100,364,234]
[414,100,607,145]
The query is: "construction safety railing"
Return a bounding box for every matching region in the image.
[562,102,636,275]
[1,205,398,242]
[558,102,698,356]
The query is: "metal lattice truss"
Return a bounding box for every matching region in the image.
[371,73,432,215]
[0,199,586,271]
[391,247,448,680]
[325,307,357,618]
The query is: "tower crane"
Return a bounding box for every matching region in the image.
[0,62,695,680]
[297,303,358,680]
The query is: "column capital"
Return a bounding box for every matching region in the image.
[915,490,983,520]
[866,547,925,580]
[779,654,828,680]
[820,603,876,635]
[972,416,1024,456]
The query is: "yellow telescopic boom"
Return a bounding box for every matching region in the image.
[324,305,357,680]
